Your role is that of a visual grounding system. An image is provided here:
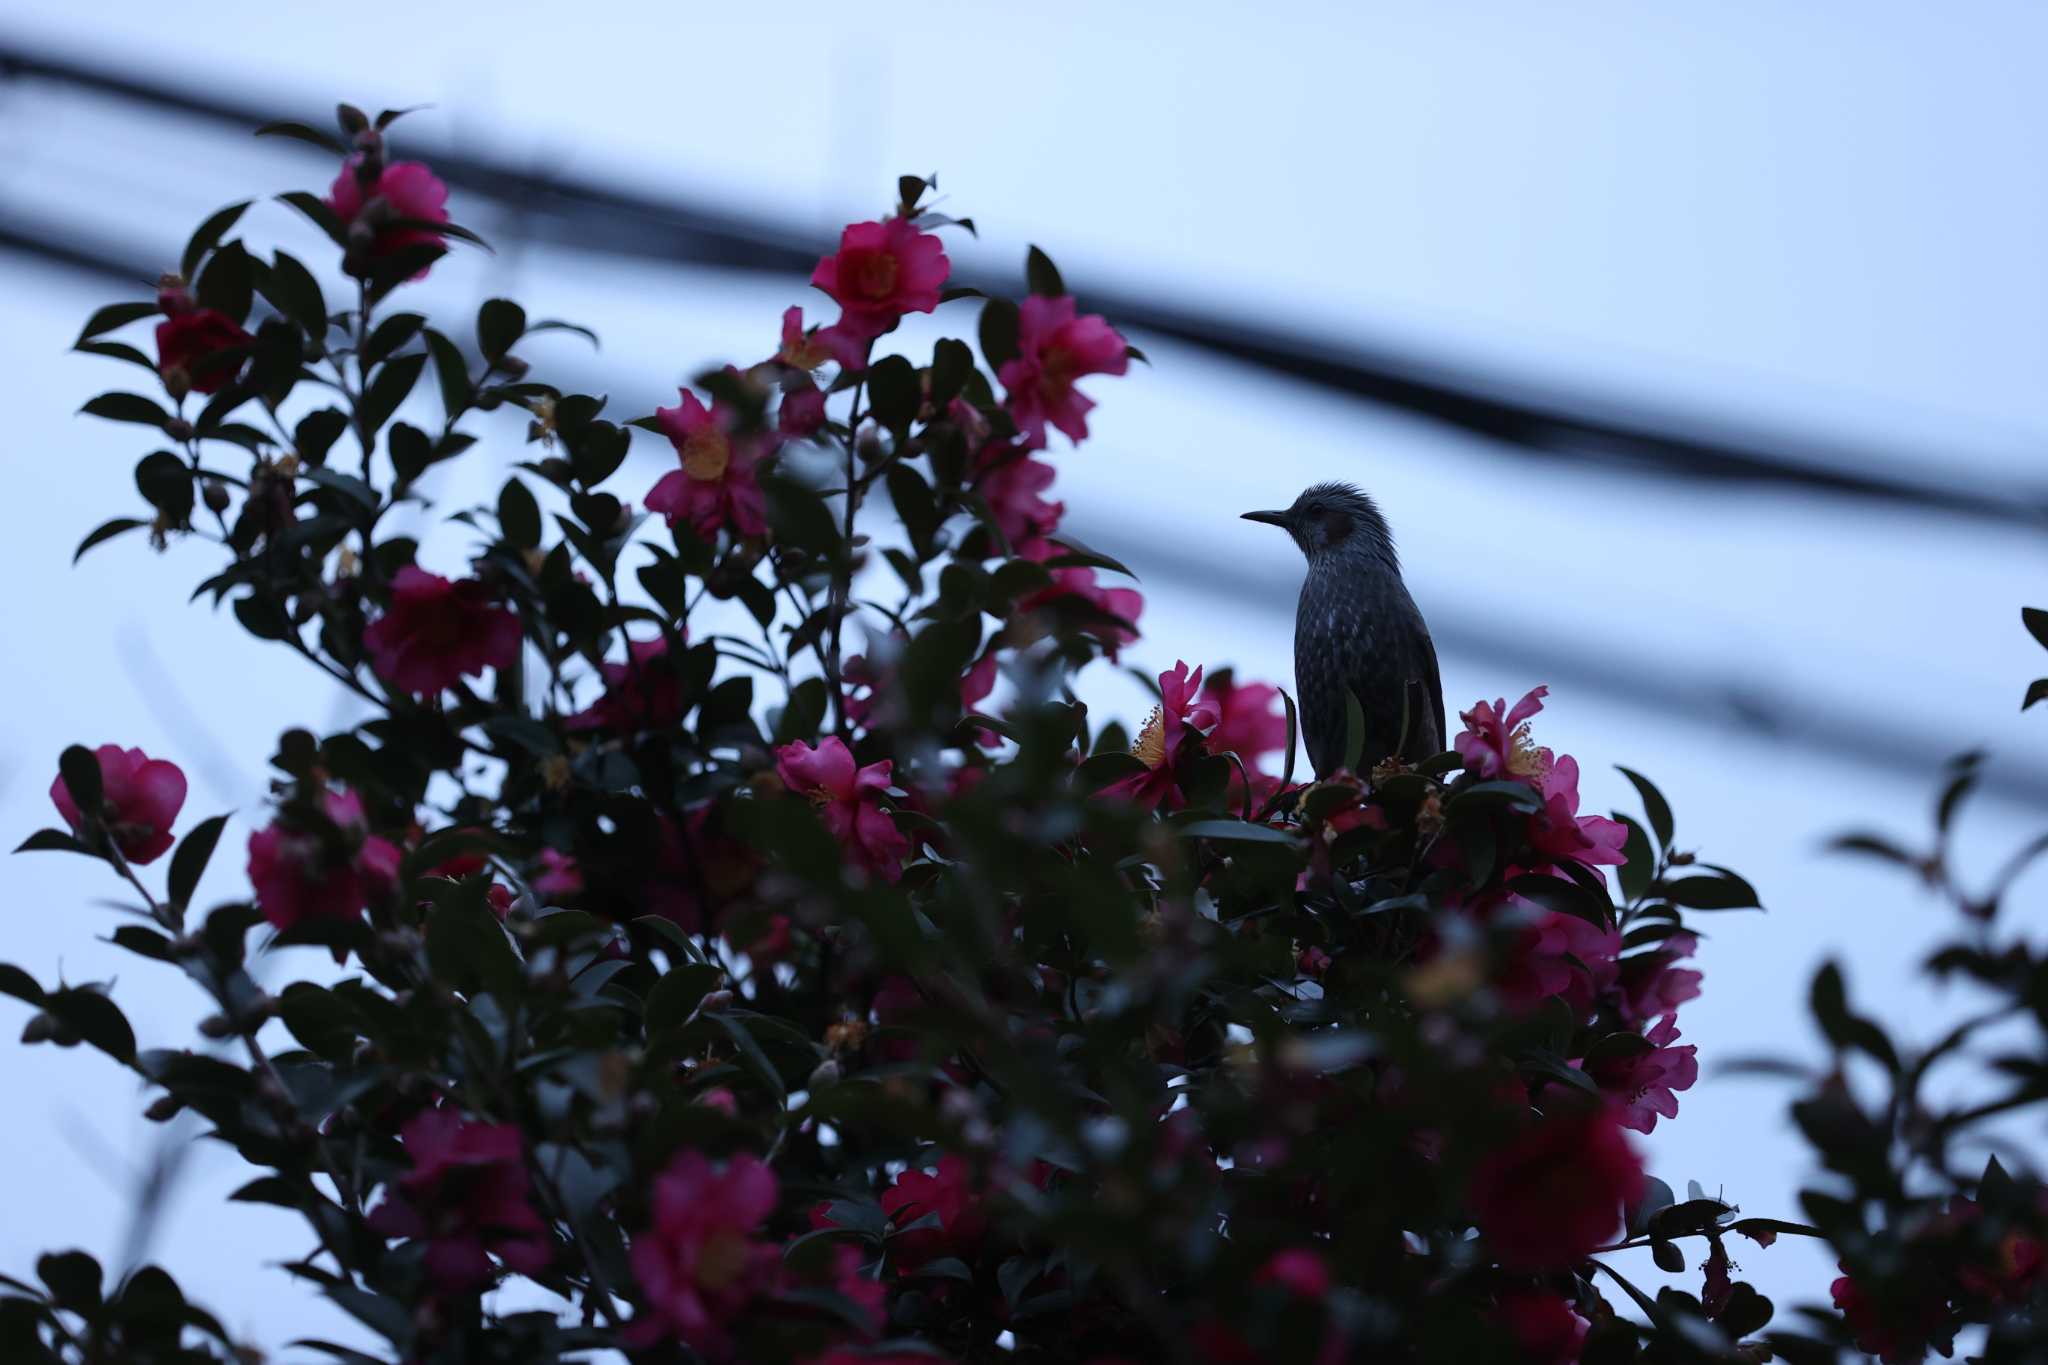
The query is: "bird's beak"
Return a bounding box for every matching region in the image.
[1241,510,1289,529]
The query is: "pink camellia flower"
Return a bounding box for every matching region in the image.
[776,737,912,883]
[1016,541,1144,659]
[879,1154,988,1270]
[998,294,1130,449]
[1581,1014,1699,1134]
[1492,899,1620,1018]
[1617,932,1704,1025]
[974,445,1065,552]
[532,847,583,900]
[50,745,186,865]
[366,1108,550,1291]
[1105,662,1221,811]
[1456,686,1553,781]
[246,787,402,933]
[626,1151,780,1353]
[1456,687,1628,873]
[1494,1291,1591,1365]
[778,383,827,438]
[1256,1248,1331,1298]
[153,287,250,396]
[327,157,451,278]
[774,306,832,372]
[362,566,522,698]
[1469,1107,1644,1271]
[645,390,772,540]
[1205,673,1290,806]
[566,635,687,733]
[1526,754,1629,871]
[960,652,999,713]
[809,218,951,353]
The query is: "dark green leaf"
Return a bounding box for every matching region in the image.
[1025,245,1066,298]
[359,352,427,438]
[36,1252,101,1313]
[169,814,230,908]
[498,478,541,548]
[277,190,346,246]
[1173,819,1296,845]
[425,328,471,418]
[15,829,92,856]
[2023,606,2048,651]
[59,745,104,819]
[255,121,346,155]
[1616,765,1673,849]
[73,517,148,564]
[1661,873,1761,911]
[866,354,919,435]
[75,301,161,348]
[80,392,171,430]
[979,297,1020,371]
[477,298,526,363]
[135,451,194,522]
[195,241,254,324]
[363,313,425,367]
[265,250,327,337]
[296,408,350,466]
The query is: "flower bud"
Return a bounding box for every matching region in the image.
[198,1012,237,1039]
[144,1094,185,1122]
[202,479,232,514]
[498,354,530,380]
[807,1058,842,1089]
[166,417,195,442]
[20,1012,61,1044]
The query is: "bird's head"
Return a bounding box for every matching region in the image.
[1242,482,1398,568]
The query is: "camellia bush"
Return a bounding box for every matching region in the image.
[3,101,2043,1363]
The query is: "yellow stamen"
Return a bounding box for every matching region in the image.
[682,430,732,481]
[1506,723,1549,780]
[1131,707,1165,769]
[858,253,899,299]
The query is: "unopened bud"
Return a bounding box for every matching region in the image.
[198,1012,237,1039]
[337,102,370,135]
[163,367,192,403]
[145,1094,185,1122]
[165,417,195,442]
[497,354,529,380]
[807,1058,842,1089]
[202,479,232,514]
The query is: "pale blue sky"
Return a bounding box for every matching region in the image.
[2,2,2045,1352]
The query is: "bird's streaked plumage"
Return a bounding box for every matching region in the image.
[1243,482,1444,778]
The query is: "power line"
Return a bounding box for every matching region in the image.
[4,39,2045,531]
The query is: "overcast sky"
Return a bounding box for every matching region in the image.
[2,2,2045,1353]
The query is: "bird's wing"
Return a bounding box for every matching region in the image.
[1415,618,1447,757]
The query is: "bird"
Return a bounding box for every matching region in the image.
[1242,483,1445,780]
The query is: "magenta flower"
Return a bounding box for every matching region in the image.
[960,651,999,712]
[327,157,451,279]
[776,738,911,882]
[1204,675,1289,772]
[1105,662,1222,811]
[1016,541,1144,659]
[645,390,772,541]
[1618,933,1704,1025]
[626,1151,780,1353]
[998,294,1130,448]
[1582,1014,1699,1134]
[1495,905,1620,1017]
[362,566,522,698]
[879,1154,988,1270]
[974,444,1065,552]
[246,787,401,933]
[778,383,827,437]
[1456,686,1552,781]
[809,217,951,352]
[153,288,250,396]
[1469,1107,1644,1270]
[366,1108,550,1290]
[50,744,186,865]
[1494,1291,1591,1365]
[1526,755,1630,871]
[532,847,583,900]
[1256,1248,1331,1298]
[774,305,831,372]
[566,635,686,733]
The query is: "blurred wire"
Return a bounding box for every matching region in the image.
[4,39,2046,530]
[6,45,2047,804]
